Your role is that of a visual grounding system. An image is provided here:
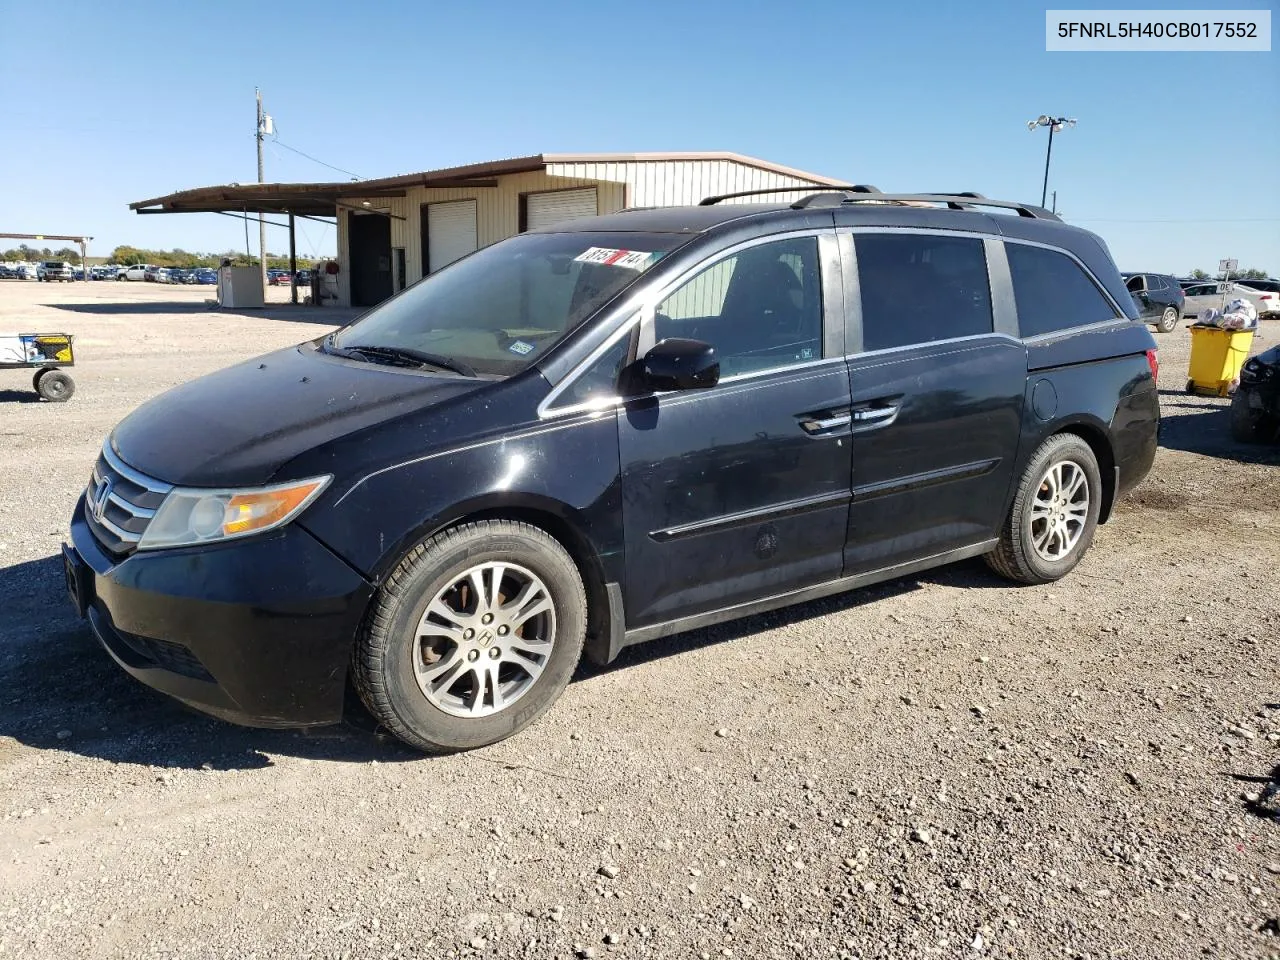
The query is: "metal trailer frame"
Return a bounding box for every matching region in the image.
[0,332,77,401]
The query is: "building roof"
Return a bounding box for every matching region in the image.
[129,152,845,217]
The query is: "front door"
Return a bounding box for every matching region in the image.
[1126,274,1160,322]
[842,231,1026,574]
[349,212,393,307]
[619,233,852,628]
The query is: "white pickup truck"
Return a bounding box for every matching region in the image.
[117,264,152,281]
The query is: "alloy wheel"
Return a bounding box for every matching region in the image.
[1028,460,1090,562]
[412,561,556,718]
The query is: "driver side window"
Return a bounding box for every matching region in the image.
[654,236,823,378]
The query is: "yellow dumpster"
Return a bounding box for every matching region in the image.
[1185,325,1255,398]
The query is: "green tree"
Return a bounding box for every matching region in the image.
[1215,266,1268,281]
[1189,268,1210,280]
[53,246,82,265]
[111,245,147,265]
[100,245,322,270]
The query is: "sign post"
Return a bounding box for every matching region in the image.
[1218,258,1238,310]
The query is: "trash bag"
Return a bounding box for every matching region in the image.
[1198,298,1258,331]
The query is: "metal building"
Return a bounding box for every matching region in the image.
[131,152,843,308]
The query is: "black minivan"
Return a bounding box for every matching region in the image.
[64,189,1160,753]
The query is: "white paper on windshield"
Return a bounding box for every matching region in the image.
[574,247,657,270]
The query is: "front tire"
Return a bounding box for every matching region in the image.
[986,433,1101,585]
[1230,390,1275,443]
[1156,307,1179,333]
[353,520,587,754]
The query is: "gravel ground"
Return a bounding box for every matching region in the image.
[0,280,1276,960]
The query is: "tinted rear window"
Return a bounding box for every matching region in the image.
[855,234,993,351]
[1007,243,1120,338]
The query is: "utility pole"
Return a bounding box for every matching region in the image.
[256,88,268,294]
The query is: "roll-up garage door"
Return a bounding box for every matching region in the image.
[426,200,478,273]
[525,188,598,230]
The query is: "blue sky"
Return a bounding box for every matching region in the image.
[1,0,1275,274]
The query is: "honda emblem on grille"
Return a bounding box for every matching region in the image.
[91,477,112,523]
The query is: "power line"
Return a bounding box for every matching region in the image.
[269,137,362,180]
[1071,217,1277,223]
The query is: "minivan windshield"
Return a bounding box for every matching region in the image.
[330,231,685,377]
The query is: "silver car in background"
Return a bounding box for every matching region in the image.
[1182,281,1273,319]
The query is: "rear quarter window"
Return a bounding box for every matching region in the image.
[1007,243,1120,338]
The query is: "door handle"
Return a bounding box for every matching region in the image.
[800,413,852,434]
[852,407,896,423]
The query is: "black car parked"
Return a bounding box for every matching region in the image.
[1122,272,1185,333]
[64,189,1160,753]
[1231,344,1280,442]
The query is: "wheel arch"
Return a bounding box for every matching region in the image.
[367,493,620,666]
[1051,419,1117,523]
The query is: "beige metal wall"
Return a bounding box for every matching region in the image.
[546,159,831,206]
[332,160,829,306]
[335,172,627,302]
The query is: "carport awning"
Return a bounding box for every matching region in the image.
[131,182,352,217]
[128,155,549,217]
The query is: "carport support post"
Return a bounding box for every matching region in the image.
[79,240,87,282]
[289,214,298,305]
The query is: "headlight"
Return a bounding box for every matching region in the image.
[1240,358,1274,385]
[137,476,331,550]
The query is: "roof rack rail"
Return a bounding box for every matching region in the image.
[790,190,884,209]
[826,193,1060,220]
[698,185,881,206]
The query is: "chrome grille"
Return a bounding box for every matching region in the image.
[84,444,172,555]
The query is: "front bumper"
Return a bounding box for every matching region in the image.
[66,496,374,728]
[1237,379,1280,417]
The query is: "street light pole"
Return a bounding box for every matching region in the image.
[1027,115,1077,209]
[1040,123,1055,208]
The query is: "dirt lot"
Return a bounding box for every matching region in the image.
[0,279,1276,960]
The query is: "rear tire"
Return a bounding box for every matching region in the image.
[986,433,1101,585]
[1156,307,1179,333]
[35,370,74,402]
[353,520,587,754]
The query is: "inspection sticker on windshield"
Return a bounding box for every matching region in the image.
[574,247,658,270]
[508,339,536,356]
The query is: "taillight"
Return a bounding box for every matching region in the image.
[1146,349,1159,381]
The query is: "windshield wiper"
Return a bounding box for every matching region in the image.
[340,343,477,377]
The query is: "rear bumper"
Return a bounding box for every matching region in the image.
[66,496,374,728]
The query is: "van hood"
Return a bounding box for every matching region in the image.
[110,342,487,487]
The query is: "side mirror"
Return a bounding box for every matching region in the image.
[638,338,719,391]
